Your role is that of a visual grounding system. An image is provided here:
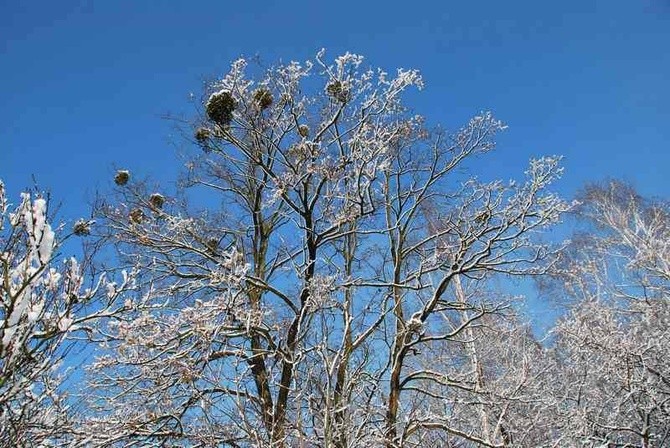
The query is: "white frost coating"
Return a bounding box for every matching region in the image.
[33,198,55,264]
[106,282,117,299]
[43,268,62,291]
[58,316,73,332]
[2,325,17,348]
[0,180,113,444]
[13,194,56,264]
[406,312,424,332]
[13,192,30,227]
[0,180,6,221]
[27,301,44,323]
[7,284,31,329]
[32,198,48,241]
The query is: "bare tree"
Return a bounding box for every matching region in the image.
[0,181,132,446]
[82,51,571,447]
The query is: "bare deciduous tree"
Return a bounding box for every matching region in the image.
[81,51,571,447]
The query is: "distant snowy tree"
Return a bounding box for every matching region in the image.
[547,181,670,447]
[404,276,559,448]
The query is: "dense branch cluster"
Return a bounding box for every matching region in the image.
[0,53,667,448]
[546,182,670,446]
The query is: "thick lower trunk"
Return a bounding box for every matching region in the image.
[271,316,300,445]
[249,335,274,434]
[333,229,356,448]
[386,334,407,448]
[271,232,316,445]
[333,345,351,448]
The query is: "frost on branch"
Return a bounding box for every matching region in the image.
[83,246,260,445]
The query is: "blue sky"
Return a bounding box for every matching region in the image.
[3,1,668,215]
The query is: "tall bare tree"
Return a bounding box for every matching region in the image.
[83,51,571,447]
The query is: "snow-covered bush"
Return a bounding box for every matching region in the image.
[0,181,133,445]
